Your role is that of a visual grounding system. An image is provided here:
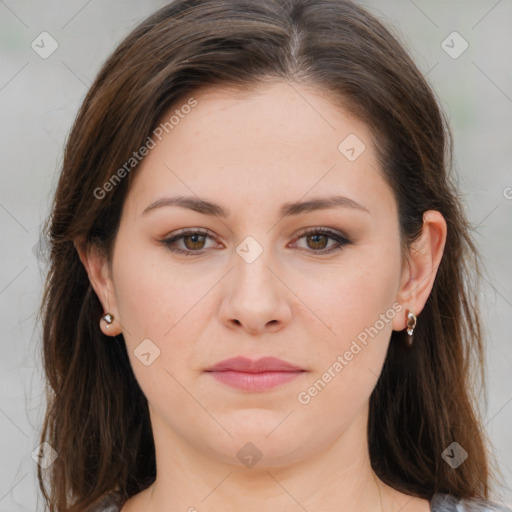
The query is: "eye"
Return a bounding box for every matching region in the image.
[291,228,350,255]
[160,228,218,255]
[160,227,350,256]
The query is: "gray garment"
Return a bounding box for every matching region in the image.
[90,492,512,511]
[88,492,122,512]
[431,494,512,512]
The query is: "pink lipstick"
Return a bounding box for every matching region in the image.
[205,356,305,392]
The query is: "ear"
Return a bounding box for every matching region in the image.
[74,237,122,336]
[392,210,447,332]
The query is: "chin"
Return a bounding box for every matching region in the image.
[203,425,314,469]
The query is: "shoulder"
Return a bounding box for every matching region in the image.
[431,493,512,512]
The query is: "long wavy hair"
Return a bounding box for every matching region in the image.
[37,0,502,510]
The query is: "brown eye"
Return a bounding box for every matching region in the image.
[182,233,207,250]
[305,233,329,250]
[161,227,350,257]
[161,228,216,255]
[293,228,350,255]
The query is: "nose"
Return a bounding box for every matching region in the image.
[218,244,292,335]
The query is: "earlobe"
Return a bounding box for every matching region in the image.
[74,238,122,336]
[392,210,447,332]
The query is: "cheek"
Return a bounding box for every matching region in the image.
[297,263,399,421]
[305,251,400,341]
[301,247,402,398]
[111,242,216,370]
[113,234,188,329]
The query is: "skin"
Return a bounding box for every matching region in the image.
[76,80,446,512]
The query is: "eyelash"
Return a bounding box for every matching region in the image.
[160,227,350,256]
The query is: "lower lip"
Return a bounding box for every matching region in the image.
[207,370,304,391]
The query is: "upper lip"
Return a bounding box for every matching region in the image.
[206,356,305,373]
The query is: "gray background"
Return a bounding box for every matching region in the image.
[0,0,511,510]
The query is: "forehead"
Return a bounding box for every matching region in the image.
[123,80,392,218]
[163,80,372,151]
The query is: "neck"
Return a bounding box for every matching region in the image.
[142,403,398,512]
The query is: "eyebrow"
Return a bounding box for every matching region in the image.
[140,194,370,218]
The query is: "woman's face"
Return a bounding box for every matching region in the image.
[104,81,410,466]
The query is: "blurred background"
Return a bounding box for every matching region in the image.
[0,0,511,510]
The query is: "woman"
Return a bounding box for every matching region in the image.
[36,0,511,511]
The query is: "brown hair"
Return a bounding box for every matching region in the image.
[37,0,501,510]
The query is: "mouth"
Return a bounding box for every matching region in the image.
[204,356,306,392]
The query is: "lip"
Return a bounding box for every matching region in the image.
[205,356,306,392]
[206,356,304,373]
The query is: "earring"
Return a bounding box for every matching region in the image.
[102,312,114,328]
[406,311,417,340]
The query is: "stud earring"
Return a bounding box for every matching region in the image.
[406,311,417,343]
[101,312,114,328]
